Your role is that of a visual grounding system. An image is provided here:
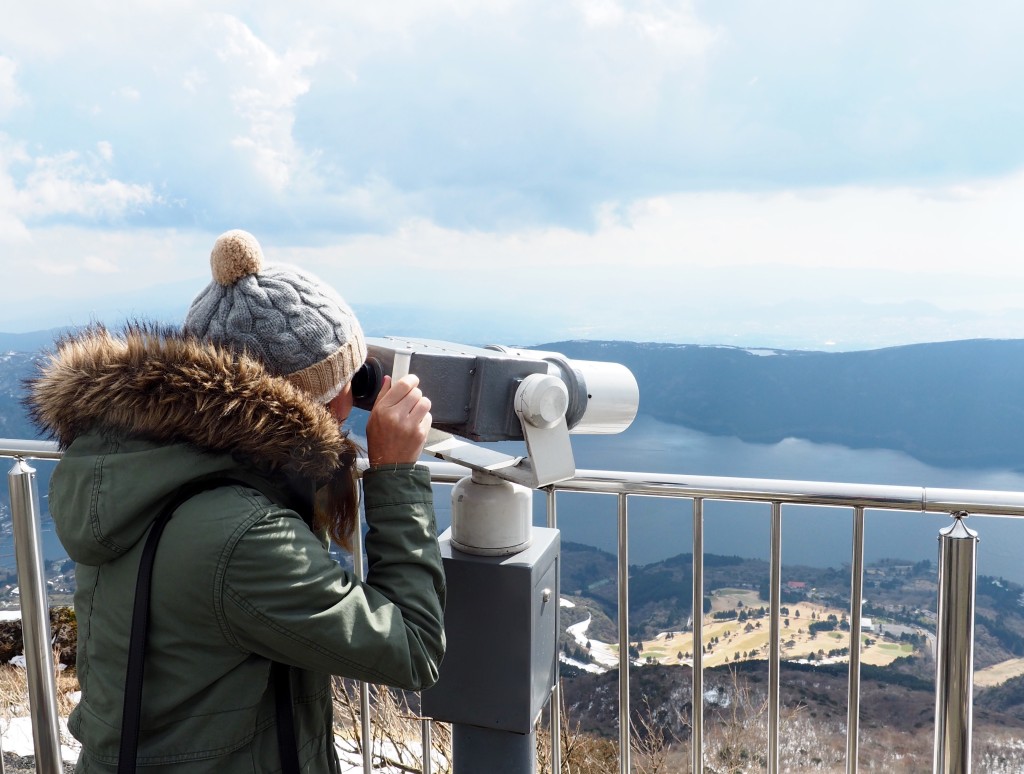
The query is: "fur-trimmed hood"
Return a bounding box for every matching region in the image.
[27,324,355,483]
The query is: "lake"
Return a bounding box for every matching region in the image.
[431,416,1024,584]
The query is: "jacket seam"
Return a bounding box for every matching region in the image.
[78,572,99,697]
[89,452,128,555]
[364,497,432,510]
[212,488,286,654]
[86,718,277,765]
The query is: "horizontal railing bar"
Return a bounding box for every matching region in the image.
[557,468,1024,517]
[0,440,474,481]
[0,439,61,460]
[7,438,1024,516]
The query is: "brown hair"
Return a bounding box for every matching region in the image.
[313,440,361,551]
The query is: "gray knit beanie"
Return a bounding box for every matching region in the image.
[184,229,367,404]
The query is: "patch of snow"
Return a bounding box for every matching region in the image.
[704,687,731,708]
[565,615,619,668]
[560,654,606,674]
[566,615,592,641]
[7,654,66,671]
[560,598,576,608]
[2,716,438,773]
[2,716,80,763]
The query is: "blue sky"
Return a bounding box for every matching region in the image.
[2,1,1023,349]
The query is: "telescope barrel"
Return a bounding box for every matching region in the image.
[350,338,639,442]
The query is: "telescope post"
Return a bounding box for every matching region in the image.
[422,472,560,774]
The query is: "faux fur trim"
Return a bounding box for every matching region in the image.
[26,323,355,482]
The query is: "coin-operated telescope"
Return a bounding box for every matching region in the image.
[353,337,639,774]
[353,337,638,553]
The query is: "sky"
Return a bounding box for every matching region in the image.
[2,1,1024,349]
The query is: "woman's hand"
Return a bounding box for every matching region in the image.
[365,374,433,467]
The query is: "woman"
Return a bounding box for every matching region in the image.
[28,230,445,772]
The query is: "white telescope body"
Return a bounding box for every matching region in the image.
[570,360,641,433]
[486,346,639,435]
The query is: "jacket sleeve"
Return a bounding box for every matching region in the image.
[218,465,446,691]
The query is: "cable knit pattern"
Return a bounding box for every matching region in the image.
[184,230,367,403]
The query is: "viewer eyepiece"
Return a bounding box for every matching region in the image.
[350,358,383,401]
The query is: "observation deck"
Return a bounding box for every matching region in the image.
[2,438,1019,773]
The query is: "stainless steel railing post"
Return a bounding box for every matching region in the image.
[8,458,63,774]
[933,514,978,774]
[767,501,782,774]
[546,487,562,774]
[691,497,705,774]
[421,718,433,774]
[846,506,866,774]
[353,482,373,774]
[617,493,631,774]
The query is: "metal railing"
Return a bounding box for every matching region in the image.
[550,469,996,774]
[3,439,1017,773]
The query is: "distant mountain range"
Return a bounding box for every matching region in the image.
[4,332,1024,471]
[540,338,1024,470]
[0,351,40,442]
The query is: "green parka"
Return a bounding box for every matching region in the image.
[27,325,446,772]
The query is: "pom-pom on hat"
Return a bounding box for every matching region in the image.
[185,230,367,404]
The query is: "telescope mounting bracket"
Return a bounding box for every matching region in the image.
[424,373,576,489]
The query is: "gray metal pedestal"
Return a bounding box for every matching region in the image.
[422,527,560,774]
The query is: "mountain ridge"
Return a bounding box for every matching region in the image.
[3,332,1024,470]
[538,338,1024,469]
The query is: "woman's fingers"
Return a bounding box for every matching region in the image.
[366,374,433,466]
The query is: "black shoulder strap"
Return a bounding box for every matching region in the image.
[118,477,300,774]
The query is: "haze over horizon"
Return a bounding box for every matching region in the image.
[3,2,1023,350]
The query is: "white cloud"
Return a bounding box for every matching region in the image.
[0,56,24,117]
[182,67,206,93]
[311,170,1024,279]
[0,135,32,242]
[0,226,212,330]
[0,134,155,229]
[22,1,1002,236]
[575,0,718,57]
[0,0,1021,348]
[261,169,1024,341]
[576,0,625,27]
[3,169,1024,347]
[217,14,321,191]
[36,260,80,277]
[17,149,155,220]
[84,255,119,273]
[0,2,208,59]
